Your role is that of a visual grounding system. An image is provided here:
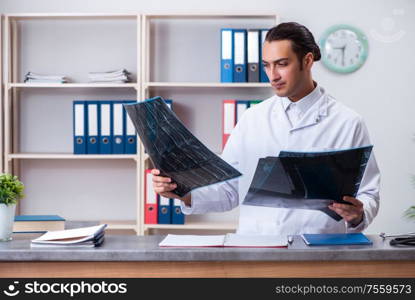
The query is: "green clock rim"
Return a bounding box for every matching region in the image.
[319,24,369,73]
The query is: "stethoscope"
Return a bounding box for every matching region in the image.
[380,232,415,246]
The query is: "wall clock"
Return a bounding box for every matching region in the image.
[319,24,369,73]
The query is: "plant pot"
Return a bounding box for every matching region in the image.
[0,203,16,241]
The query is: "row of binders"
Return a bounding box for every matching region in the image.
[145,169,185,225]
[222,99,262,148]
[221,28,269,83]
[73,99,173,155]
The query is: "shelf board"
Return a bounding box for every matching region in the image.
[100,220,137,230]
[145,12,278,18]
[6,13,139,19]
[145,82,270,88]
[144,221,238,230]
[8,153,138,160]
[8,83,138,89]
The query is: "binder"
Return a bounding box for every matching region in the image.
[233,29,247,82]
[112,101,125,154]
[86,101,100,154]
[144,169,158,224]
[249,100,261,107]
[73,101,87,154]
[164,99,173,110]
[99,101,112,154]
[236,100,250,123]
[247,29,260,82]
[171,198,185,224]
[260,29,269,82]
[124,100,137,154]
[158,195,171,224]
[222,100,236,148]
[221,28,234,82]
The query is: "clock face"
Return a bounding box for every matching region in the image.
[320,25,369,73]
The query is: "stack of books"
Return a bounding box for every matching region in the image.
[87,69,131,83]
[24,72,68,83]
[31,224,107,248]
[13,215,65,233]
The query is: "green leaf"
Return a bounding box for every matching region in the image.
[0,173,25,205]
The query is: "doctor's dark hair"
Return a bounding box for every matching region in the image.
[265,22,321,69]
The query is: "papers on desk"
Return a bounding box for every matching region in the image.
[30,224,107,248]
[159,234,288,248]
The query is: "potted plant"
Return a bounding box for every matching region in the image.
[0,174,25,241]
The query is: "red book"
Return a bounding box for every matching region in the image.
[144,169,158,224]
[222,100,236,148]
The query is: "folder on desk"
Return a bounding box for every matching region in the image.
[124,100,137,154]
[73,101,87,154]
[86,101,100,154]
[233,29,247,82]
[171,198,185,224]
[145,169,158,224]
[221,29,234,83]
[99,101,112,154]
[247,29,260,82]
[222,99,236,148]
[260,29,269,83]
[112,101,125,154]
[301,233,372,246]
[158,195,171,224]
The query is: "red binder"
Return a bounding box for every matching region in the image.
[222,100,236,148]
[144,169,158,224]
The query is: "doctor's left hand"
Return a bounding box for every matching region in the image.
[328,196,364,227]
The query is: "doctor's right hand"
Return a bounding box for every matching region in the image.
[151,169,192,206]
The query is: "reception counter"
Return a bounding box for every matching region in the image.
[1,234,415,277]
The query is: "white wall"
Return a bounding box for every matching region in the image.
[1,0,414,234]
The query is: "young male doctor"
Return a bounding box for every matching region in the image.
[152,22,380,235]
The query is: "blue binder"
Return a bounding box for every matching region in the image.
[124,100,137,154]
[301,233,373,246]
[73,101,87,154]
[164,99,173,110]
[221,28,234,82]
[260,29,270,83]
[171,198,185,224]
[158,195,171,224]
[233,29,247,82]
[99,101,112,154]
[236,100,250,123]
[86,101,100,154]
[112,101,125,154]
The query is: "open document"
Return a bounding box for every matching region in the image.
[243,146,373,221]
[159,234,288,248]
[124,97,242,197]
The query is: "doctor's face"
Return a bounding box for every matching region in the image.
[262,40,309,99]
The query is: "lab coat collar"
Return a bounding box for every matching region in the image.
[275,85,328,132]
[281,83,322,116]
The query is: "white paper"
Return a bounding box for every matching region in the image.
[159,234,225,247]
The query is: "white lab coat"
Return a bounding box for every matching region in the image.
[181,86,380,235]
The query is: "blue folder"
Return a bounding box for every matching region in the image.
[233,29,247,82]
[259,29,269,83]
[14,215,65,222]
[112,101,125,154]
[301,233,372,246]
[221,28,234,82]
[86,101,100,154]
[158,195,172,224]
[73,101,87,154]
[99,101,113,154]
[124,100,137,154]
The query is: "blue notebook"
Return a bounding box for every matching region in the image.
[14,215,65,222]
[301,233,372,246]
